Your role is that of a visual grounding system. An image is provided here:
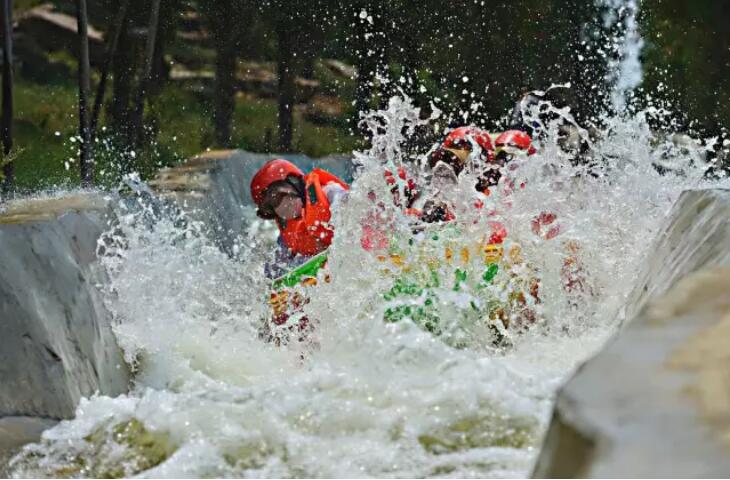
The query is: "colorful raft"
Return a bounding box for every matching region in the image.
[263,221,544,348]
[375,224,541,347]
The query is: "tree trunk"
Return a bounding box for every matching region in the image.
[301,52,315,80]
[213,40,236,147]
[76,0,93,186]
[131,0,162,151]
[276,23,294,152]
[1,0,13,193]
[109,18,135,141]
[150,0,176,98]
[149,28,167,97]
[90,0,130,138]
[208,0,238,148]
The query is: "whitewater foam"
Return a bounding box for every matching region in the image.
[8,90,729,478]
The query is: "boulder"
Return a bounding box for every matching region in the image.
[533,189,730,477]
[322,59,357,80]
[236,61,320,102]
[0,194,130,421]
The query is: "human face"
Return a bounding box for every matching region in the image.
[479,153,509,187]
[274,192,304,221]
[258,182,303,221]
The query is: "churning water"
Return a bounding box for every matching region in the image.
[7,91,729,478]
[7,0,730,475]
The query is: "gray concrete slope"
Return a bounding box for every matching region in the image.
[0,194,130,421]
[533,189,730,477]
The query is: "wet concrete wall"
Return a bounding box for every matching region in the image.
[533,189,730,477]
[0,194,130,457]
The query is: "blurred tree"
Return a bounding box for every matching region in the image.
[350,0,388,133]
[130,0,162,151]
[91,0,130,138]
[294,0,328,80]
[200,0,249,147]
[11,0,730,184]
[76,0,93,185]
[642,1,730,136]
[106,0,177,161]
[1,0,13,192]
[271,7,293,151]
[149,0,179,97]
[109,0,144,144]
[263,1,301,151]
[260,0,346,151]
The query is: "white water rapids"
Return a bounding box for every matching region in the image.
[7,92,729,478]
[7,0,730,475]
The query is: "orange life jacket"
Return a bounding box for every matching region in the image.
[277,169,349,256]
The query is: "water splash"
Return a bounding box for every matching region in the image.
[599,0,645,111]
[8,86,729,478]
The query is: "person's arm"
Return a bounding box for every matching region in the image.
[323,183,347,206]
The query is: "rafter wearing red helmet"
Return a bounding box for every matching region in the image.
[428,126,494,178]
[252,159,349,346]
[494,130,537,157]
[421,126,496,222]
[251,159,349,271]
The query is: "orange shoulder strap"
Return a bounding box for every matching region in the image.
[309,169,349,190]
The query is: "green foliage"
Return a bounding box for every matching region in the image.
[7,0,729,192]
[10,74,358,190]
[14,0,47,12]
[641,1,730,135]
[13,79,79,191]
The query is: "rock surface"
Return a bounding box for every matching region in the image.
[533,189,730,477]
[150,149,354,257]
[0,193,130,421]
[302,94,347,126]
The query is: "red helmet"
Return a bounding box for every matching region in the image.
[443,126,494,153]
[429,126,494,175]
[494,130,537,155]
[250,159,304,206]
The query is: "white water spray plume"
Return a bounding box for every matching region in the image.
[6,0,730,477]
[7,88,729,477]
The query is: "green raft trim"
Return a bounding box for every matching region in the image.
[271,251,329,289]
